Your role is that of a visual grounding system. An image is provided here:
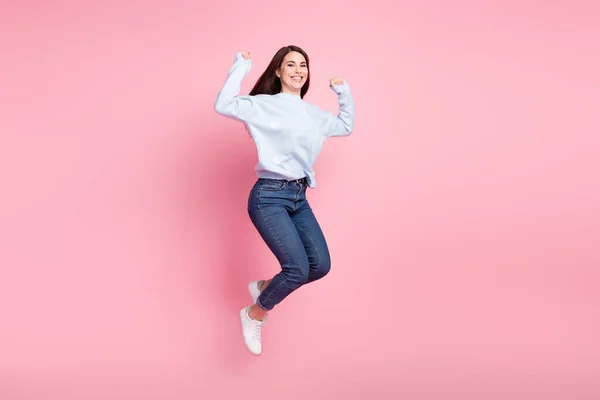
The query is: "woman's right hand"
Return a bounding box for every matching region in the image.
[241,52,252,60]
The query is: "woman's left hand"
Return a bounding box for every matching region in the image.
[330,77,344,86]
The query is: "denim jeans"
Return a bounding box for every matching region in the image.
[247,178,331,311]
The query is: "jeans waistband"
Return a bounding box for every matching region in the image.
[260,177,307,185]
[291,177,307,184]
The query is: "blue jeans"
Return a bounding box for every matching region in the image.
[247,178,331,311]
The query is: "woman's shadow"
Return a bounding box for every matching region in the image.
[175,119,271,370]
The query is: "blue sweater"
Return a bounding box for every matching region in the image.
[214,52,356,188]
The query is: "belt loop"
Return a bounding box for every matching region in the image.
[290,177,306,185]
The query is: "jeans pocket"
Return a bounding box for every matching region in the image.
[260,180,287,191]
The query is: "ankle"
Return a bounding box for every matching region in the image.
[259,279,271,293]
[248,304,266,321]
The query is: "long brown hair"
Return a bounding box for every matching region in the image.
[249,45,311,99]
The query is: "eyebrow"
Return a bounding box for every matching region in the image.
[286,61,307,64]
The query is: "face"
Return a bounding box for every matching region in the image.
[276,51,308,95]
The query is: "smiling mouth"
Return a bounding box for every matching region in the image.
[291,76,303,82]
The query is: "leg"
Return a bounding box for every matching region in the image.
[248,200,329,313]
[290,201,331,284]
[248,191,311,312]
[241,179,314,355]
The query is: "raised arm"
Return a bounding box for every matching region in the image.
[321,79,355,137]
[214,52,255,122]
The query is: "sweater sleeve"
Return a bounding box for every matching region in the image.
[321,82,355,137]
[214,52,255,122]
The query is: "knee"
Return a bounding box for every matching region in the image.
[283,262,310,286]
[298,267,310,284]
[313,254,331,280]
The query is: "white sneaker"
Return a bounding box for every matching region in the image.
[248,280,262,304]
[240,306,266,355]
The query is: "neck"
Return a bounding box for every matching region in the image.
[280,88,301,97]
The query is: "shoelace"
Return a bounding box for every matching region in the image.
[252,324,261,342]
[250,315,266,342]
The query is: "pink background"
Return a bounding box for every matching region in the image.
[1,1,599,399]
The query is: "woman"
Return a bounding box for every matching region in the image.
[214,45,355,355]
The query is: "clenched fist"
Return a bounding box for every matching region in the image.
[330,77,344,86]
